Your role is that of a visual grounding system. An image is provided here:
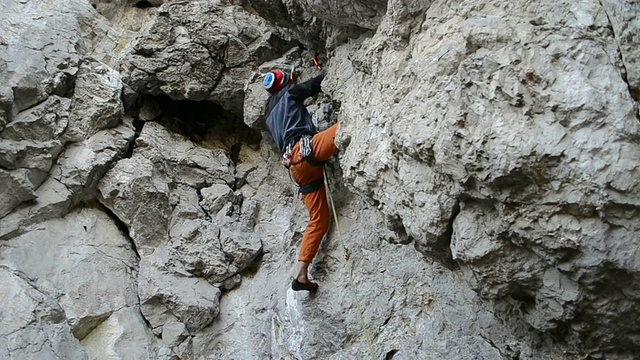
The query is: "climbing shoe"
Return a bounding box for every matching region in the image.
[291,279,319,292]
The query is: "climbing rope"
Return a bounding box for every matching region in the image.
[323,169,377,360]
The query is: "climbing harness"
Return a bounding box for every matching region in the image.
[298,177,324,196]
[324,169,377,359]
[283,136,327,196]
[282,135,317,168]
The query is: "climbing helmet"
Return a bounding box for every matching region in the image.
[263,70,290,94]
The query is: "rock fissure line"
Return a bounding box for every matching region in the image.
[97,201,141,261]
[480,333,514,360]
[195,188,213,222]
[597,0,640,101]
[84,244,138,272]
[205,44,227,96]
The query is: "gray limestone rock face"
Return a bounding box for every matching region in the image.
[0,0,101,112]
[0,267,88,360]
[119,0,292,114]
[2,0,640,359]
[134,122,235,187]
[246,0,388,38]
[200,183,235,215]
[90,0,160,36]
[81,307,158,360]
[243,74,268,129]
[295,0,388,30]
[98,153,172,250]
[0,87,14,132]
[601,0,640,99]
[52,125,136,203]
[0,208,139,341]
[0,139,63,172]
[64,59,125,142]
[326,0,640,356]
[192,194,564,360]
[0,168,37,218]
[0,125,134,239]
[99,120,262,352]
[0,5,130,229]
[0,96,70,142]
[0,177,73,240]
[138,252,221,333]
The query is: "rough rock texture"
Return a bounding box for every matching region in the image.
[0,0,133,234]
[326,0,640,357]
[119,0,294,114]
[0,208,139,340]
[81,307,158,360]
[98,121,262,341]
[601,0,640,99]
[1,0,639,359]
[0,266,89,359]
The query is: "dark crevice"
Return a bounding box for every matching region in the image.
[95,201,140,260]
[385,349,400,360]
[229,142,242,167]
[196,188,212,222]
[426,200,461,271]
[152,95,260,143]
[132,95,262,171]
[73,313,112,340]
[136,297,154,331]
[381,310,393,328]
[239,250,264,278]
[156,96,224,140]
[123,118,144,160]
[384,213,412,245]
[51,72,76,99]
[134,1,155,9]
[480,333,519,360]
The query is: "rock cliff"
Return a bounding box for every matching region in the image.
[1,0,639,359]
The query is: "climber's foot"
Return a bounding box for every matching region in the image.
[292,279,319,292]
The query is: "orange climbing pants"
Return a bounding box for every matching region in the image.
[289,123,340,263]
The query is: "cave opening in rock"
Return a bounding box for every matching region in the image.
[134,1,154,9]
[385,349,400,360]
[135,95,262,165]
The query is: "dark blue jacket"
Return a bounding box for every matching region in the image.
[264,71,326,153]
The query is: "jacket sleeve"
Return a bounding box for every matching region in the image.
[287,71,326,102]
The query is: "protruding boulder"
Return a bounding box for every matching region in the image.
[64,59,124,142]
[119,1,293,114]
[138,252,221,333]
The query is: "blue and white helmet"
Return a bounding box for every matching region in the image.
[263,70,290,93]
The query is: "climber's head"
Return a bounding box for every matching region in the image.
[263,70,290,94]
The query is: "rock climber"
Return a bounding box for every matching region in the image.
[262,67,339,292]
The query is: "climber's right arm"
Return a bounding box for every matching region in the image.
[288,71,326,102]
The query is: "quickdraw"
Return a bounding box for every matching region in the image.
[299,136,313,159]
[281,143,293,168]
[282,135,318,169]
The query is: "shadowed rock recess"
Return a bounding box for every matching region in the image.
[1,0,639,359]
